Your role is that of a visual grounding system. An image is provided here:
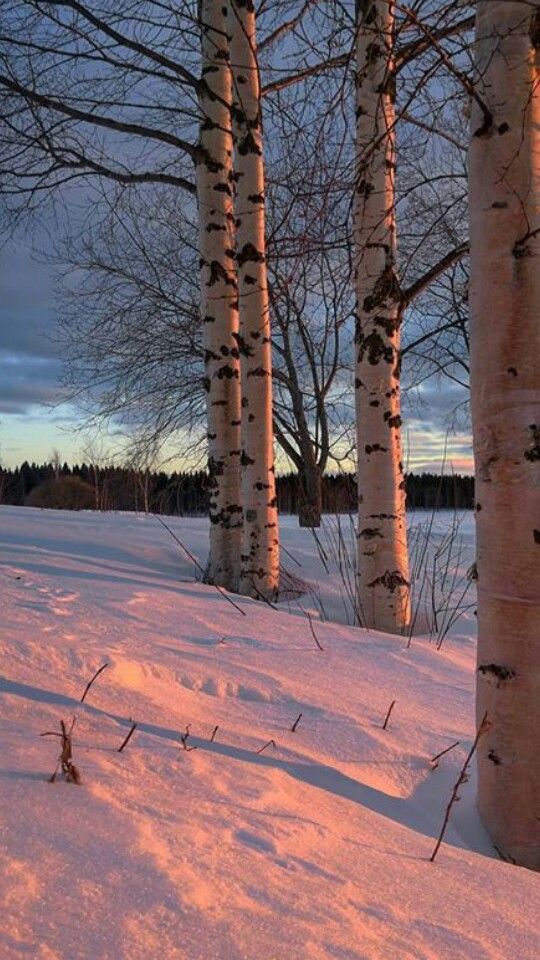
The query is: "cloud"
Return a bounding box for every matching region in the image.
[0,238,64,415]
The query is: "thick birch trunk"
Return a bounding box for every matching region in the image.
[230,0,279,599]
[197,2,242,591]
[470,1,540,870]
[354,0,410,633]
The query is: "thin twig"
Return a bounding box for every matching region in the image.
[430,712,489,862]
[291,713,303,733]
[210,725,219,743]
[382,700,396,730]
[305,608,324,651]
[180,724,197,752]
[118,722,138,753]
[154,514,246,616]
[430,739,460,768]
[80,662,109,703]
[250,577,279,609]
[256,739,276,755]
[280,544,302,568]
[47,719,81,784]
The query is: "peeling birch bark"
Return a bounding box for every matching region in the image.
[470,0,540,870]
[197,1,242,591]
[354,0,410,633]
[230,0,280,599]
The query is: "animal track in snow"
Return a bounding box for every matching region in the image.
[177,673,272,702]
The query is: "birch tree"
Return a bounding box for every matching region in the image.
[354,0,410,633]
[470,0,540,870]
[197,1,242,590]
[230,0,279,598]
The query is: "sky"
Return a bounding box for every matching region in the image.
[0,234,473,475]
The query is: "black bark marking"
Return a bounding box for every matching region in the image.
[367,570,409,592]
[507,366,517,376]
[479,456,498,482]
[237,242,264,266]
[472,109,494,138]
[478,663,516,687]
[533,529,540,544]
[357,178,375,198]
[531,9,540,48]
[357,331,393,365]
[365,444,387,454]
[374,315,399,337]
[488,749,502,766]
[208,261,236,287]
[524,424,540,462]
[363,267,401,313]
[359,528,382,540]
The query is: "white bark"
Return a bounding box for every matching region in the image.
[197,1,242,591]
[470,0,540,870]
[230,0,280,599]
[354,0,410,633]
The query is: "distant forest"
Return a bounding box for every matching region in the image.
[0,462,475,514]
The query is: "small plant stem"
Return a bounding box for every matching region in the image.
[382,700,396,730]
[430,711,489,862]
[430,740,460,767]
[256,739,276,755]
[80,663,109,703]
[291,713,303,733]
[305,608,324,651]
[118,722,138,753]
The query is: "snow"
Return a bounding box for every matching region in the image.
[0,505,538,960]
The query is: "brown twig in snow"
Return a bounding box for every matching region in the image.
[430,740,460,769]
[430,712,489,862]
[210,725,219,742]
[43,719,81,784]
[382,700,396,730]
[256,739,276,755]
[118,722,138,753]
[291,713,303,733]
[80,662,109,703]
[180,724,197,752]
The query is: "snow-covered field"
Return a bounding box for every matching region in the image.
[0,506,538,960]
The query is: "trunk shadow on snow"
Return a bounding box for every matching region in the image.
[0,675,495,862]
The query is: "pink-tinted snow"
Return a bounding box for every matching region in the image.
[0,507,537,959]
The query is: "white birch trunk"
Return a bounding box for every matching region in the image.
[354,0,410,633]
[230,0,279,599]
[197,1,242,592]
[470,0,540,870]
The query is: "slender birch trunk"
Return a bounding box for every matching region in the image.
[354,0,410,633]
[229,0,279,599]
[470,0,540,870]
[197,2,242,591]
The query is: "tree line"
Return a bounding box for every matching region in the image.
[0,462,474,514]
